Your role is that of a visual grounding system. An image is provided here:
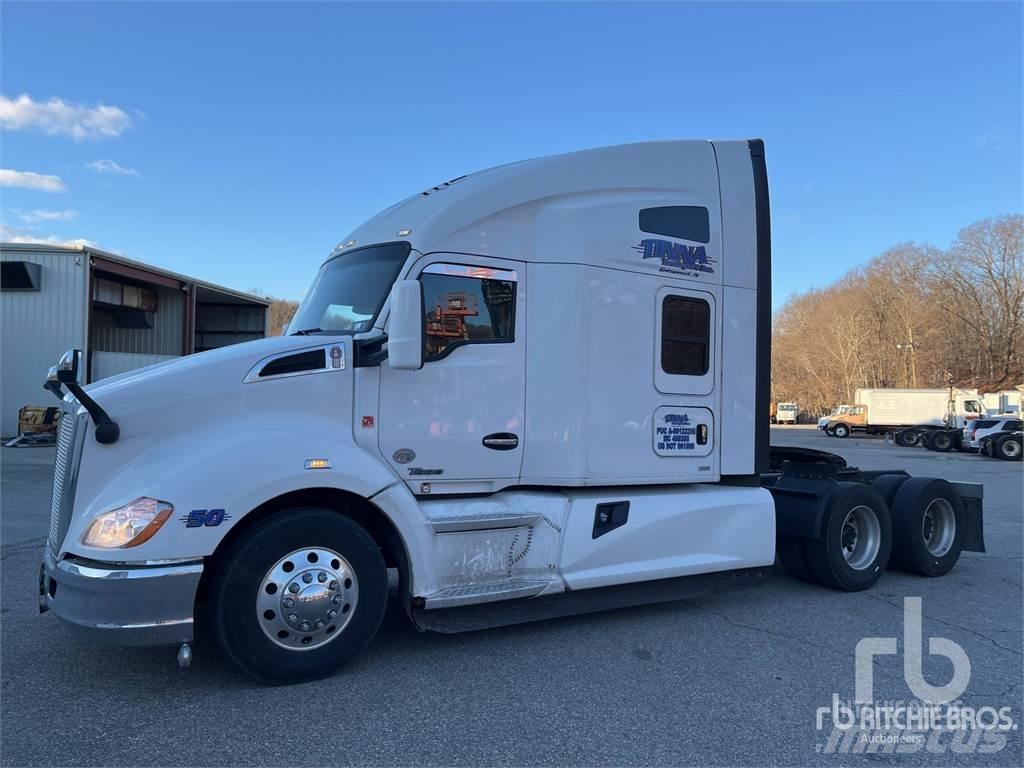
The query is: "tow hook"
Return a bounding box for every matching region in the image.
[177,643,192,669]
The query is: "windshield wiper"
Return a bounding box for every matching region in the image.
[290,327,322,336]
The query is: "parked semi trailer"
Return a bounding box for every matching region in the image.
[825,388,985,441]
[38,141,985,683]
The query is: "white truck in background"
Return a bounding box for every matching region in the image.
[776,402,799,425]
[825,388,985,442]
[38,141,985,684]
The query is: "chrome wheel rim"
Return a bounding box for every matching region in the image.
[922,499,956,557]
[256,547,358,651]
[840,505,881,570]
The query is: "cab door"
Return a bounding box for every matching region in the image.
[378,256,525,493]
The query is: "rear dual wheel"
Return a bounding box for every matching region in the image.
[896,430,920,448]
[929,430,956,452]
[888,478,964,576]
[778,476,967,590]
[777,484,891,592]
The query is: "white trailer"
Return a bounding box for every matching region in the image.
[38,141,985,683]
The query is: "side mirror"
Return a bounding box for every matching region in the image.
[56,349,81,384]
[43,365,64,401]
[388,280,423,371]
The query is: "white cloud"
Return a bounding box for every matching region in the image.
[0,94,134,140]
[0,169,66,192]
[15,209,79,224]
[0,223,96,248]
[86,159,141,178]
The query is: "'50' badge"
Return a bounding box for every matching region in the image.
[181,508,231,528]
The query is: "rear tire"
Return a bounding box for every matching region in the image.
[920,431,937,451]
[871,473,910,508]
[890,478,964,577]
[803,483,892,591]
[931,430,954,452]
[209,507,388,684]
[833,423,850,439]
[897,430,920,448]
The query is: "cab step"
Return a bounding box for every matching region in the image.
[423,580,551,609]
[428,512,542,533]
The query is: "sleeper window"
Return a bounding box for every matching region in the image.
[420,270,516,361]
[661,296,710,376]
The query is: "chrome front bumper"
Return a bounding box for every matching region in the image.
[39,548,203,646]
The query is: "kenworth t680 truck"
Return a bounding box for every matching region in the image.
[39,141,985,683]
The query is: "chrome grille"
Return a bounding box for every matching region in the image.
[48,410,81,552]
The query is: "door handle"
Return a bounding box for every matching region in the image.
[482,432,519,450]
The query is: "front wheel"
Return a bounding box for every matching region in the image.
[833,423,850,439]
[209,508,388,684]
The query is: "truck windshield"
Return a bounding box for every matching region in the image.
[289,243,410,335]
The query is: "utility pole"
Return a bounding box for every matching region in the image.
[896,340,919,388]
[945,370,955,428]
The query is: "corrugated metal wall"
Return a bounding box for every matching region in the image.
[1,248,88,437]
[92,351,179,380]
[89,284,184,355]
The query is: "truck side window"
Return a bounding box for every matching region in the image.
[661,296,710,376]
[639,206,710,244]
[420,269,516,361]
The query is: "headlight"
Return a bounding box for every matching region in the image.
[81,497,173,548]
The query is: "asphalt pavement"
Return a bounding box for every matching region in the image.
[1,427,1021,766]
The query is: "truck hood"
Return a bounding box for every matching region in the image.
[70,335,355,435]
[84,335,319,399]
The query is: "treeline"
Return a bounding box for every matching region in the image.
[772,214,1024,416]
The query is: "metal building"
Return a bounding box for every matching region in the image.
[1,243,270,437]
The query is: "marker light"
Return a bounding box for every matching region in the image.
[304,459,332,470]
[397,229,412,237]
[82,497,173,548]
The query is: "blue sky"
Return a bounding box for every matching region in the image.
[1,1,1021,305]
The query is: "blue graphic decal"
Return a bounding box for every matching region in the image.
[633,238,715,275]
[181,508,231,528]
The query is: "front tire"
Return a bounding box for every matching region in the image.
[833,423,850,439]
[209,508,388,684]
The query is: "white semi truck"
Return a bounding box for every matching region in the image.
[38,141,985,684]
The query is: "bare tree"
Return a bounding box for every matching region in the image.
[772,214,1024,414]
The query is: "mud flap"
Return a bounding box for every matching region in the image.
[951,481,985,553]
